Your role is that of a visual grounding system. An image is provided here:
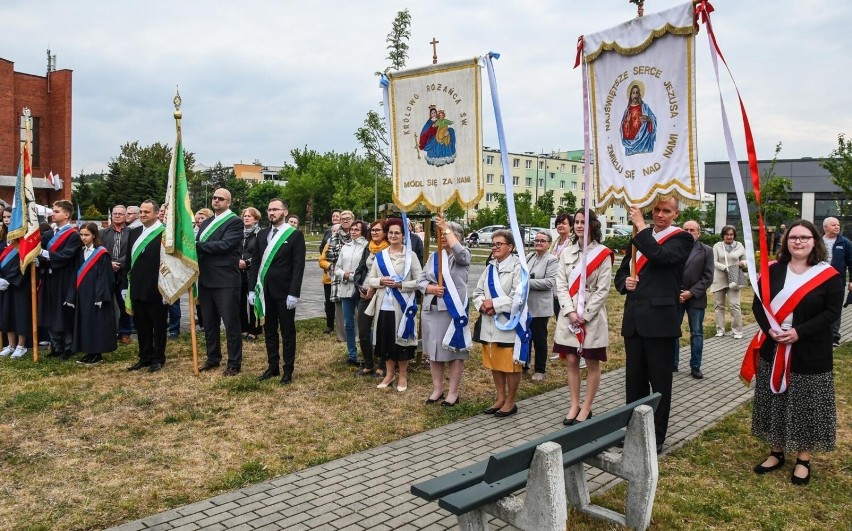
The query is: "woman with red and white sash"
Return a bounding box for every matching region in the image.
[72,222,117,365]
[747,220,842,486]
[553,210,613,425]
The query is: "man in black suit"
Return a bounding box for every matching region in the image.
[126,200,167,372]
[196,188,244,376]
[249,199,306,384]
[614,197,693,452]
[675,220,714,379]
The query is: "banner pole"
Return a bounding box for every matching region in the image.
[630,224,638,279]
[436,209,443,287]
[188,290,199,376]
[30,261,38,362]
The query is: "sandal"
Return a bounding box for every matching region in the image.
[753,451,785,474]
[791,458,811,485]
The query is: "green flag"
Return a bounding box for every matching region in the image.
[159,108,199,304]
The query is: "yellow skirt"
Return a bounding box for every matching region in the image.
[481,343,522,373]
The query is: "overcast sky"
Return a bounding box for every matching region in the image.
[2,0,848,182]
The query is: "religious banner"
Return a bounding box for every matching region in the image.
[386,57,483,211]
[582,2,699,209]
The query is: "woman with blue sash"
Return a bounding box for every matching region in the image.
[72,222,116,365]
[366,218,422,392]
[473,229,523,417]
[418,217,471,407]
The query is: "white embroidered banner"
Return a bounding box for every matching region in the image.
[387,57,483,211]
[583,2,699,209]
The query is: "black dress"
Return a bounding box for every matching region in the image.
[0,243,33,342]
[73,247,118,354]
[240,228,261,335]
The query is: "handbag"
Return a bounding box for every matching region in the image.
[472,314,484,344]
[724,246,748,288]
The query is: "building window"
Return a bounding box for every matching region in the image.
[525,177,532,187]
[560,163,565,172]
[486,173,494,184]
[539,161,545,170]
[500,175,505,184]
[581,182,585,191]
[538,178,544,187]
[525,160,532,169]
[571,182,577,190]
[550,172,555,180]
[513,158,520,168]
[513,176,520,185]
[560,180,565,189]
[572,164,578,173]
[486,155,494,164]
[20,116,41,168]
[560,197,565,205]
[486,193,494,202]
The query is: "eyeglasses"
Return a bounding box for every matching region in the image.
[387,231,402,236]
[267,208,284,212]
[534,239,549,244]
[370,228,383,233]
[491,242,510,248]
[212,196,228,201]
[788,236,813,243]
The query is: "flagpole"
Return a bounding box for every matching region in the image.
[30,262,38,362]
[189,290,199,376]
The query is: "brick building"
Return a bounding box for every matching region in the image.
[0,57,72,206]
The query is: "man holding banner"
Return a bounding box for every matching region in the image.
[614,198,692,452]
[249,199,305,385]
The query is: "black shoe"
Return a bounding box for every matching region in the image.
[76,353,94,365]
[168,332,179,340]
[257,369,280,381]
[323,327,333,334]
[690,368,704,379]
[46,349,62,358]
[441,397,460,407]
[280,374,293,385]
[60,350,76,361]
[199,362,220,372]
[563,417,576,426]
[346,359,359,367]
[426,393,445,404]
[575,410,593,423]
[673,366,679,372]
[656,443,664,454]
[791,458,811,485]
[482,407,501,415]
[148,363,163,372]
[78,353,103,366]
[754,451,785,474]
[223,367,240,377]
[127,361,149,371]
[494,405,518,418]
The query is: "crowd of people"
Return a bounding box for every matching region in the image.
[2,192,849,486]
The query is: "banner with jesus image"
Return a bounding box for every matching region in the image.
[387,57,483,211]
[582,2,699,209]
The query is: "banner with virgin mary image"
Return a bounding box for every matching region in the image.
[387,57,483,211]
[582,2,700,209]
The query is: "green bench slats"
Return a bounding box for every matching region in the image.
[410,461,489,501]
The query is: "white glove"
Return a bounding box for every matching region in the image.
[64,302,75,309]
[286,295,298,310]
[248,292,256,306]
[0,279,9,291]
[41,249,50,260]
[95,301,103,308]
[121,290,128,300]
[33,258,40,268]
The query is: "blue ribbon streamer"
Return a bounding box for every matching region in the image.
[376,250,417,340]
[434,253,469,350]
[487,264,531,364]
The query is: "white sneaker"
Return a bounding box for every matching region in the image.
[733,333,743,339]
[579,357,587,369]
[715,331,725,337]
[549,354,560,360]
[11,346,27,359]
[532,372,545,381]
[0,346,13,357]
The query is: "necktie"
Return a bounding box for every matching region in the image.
[269,227,278,243]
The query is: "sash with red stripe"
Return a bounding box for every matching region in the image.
[635,226,684,275]
[565,244,614,350]
[76,247,108,289]
[48,225,77,252]
[739,262,839,393]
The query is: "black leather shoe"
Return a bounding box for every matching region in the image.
[791,458,811,485]
[482,407,500,415]
[690,368,704,379]
[494,405,518,418]
[574,410,593,423]
[199,362,220,372]
[47,349,62,358]
[280,374,293,385]
[148,363,163,372]
[754,451,785,474]
[563,417,576,426]
[441,396,460,407]
[223,367,240,377]
[656,443,664,454]
[60,350,76,361]
[127,361,148,371]
[426,393,445,404]
[257,369,280,381]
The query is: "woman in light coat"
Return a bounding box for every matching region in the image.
[711,225,747,338]
[553,210,613,425]
[418,216,471,406]
[335,220,369,366]
[474,229,523,417]
[366,218,423,392]
[525,231,558,380]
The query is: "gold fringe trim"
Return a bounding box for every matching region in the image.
[585,24,695,63]
[393,186,485,213]
[595,188,701,214]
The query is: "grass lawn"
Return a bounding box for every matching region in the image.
[0,283,759,530]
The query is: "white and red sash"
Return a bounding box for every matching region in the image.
[567,244,614,297]
[741,262,838,394]
[634,226,684,275]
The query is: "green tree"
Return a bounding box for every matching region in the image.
[443,200,465,222]
[101,141,197,209]
[557,192,577,215]
[679,205,702,224]
[820,133,852,217]
[702,200,716,231]
[745,142,798,228]
[247,181,287,215]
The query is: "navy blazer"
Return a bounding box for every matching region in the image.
[614,227,693,338]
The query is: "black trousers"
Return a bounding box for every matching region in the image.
[263,295,296,376]
[240,274,261,335]
[624,334,676,444]
[323,283,335,329]
[50,305,75,353]
[530,316,550,373]
[357,297,374,369]
[200,286,243,369]
[133,299,167,365]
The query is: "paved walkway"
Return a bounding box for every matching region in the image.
[114,305,852,531]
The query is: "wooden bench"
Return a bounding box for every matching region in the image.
[411,393,662,531]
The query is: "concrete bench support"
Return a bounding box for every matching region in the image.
[565,404,658,530]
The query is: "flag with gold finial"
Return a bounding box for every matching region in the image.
[158,89,199,304]
[8,110,43,272]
